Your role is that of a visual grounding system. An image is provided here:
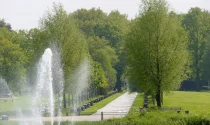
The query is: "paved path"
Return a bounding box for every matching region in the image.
[92,92,138,120]
[10,92,138,122]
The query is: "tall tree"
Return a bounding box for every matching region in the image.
[125,0,189,107]
[0,27,27,94]
[90,61,109,94]
[108,10,130,91]
[72,8,120,91]
[87,36,118,91]
[40,4,88,108]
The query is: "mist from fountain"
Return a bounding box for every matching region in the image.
[51,45,64,125]
[0,77,13,98]
[31,48,54,125]
[69,59,90,125]
[16,108,29,125]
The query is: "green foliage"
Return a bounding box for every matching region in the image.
[201,38,210,81]
[0,19,12,30]
[40,4,88,89]
[90,61,108,92]
[87,36,118,90]
[72,8,129,91]
[183,7,210,80]
[0,28,27,93]
[125,0,190,106]
[71,8,107,37]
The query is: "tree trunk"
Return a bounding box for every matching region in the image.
[161,91,163,105]
[152,95,155,105]
[155,31,161,107]
[68,91,70,107]
[63,92,66,108]
[195,40,200,91]
[156,85,161,107]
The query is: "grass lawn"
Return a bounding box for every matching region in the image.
[128,91,210,115]
[80,90,126,115]
[128,93,143,114]
[0,95,32,116]
[163,91,210,115]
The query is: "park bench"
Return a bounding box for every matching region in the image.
[177,110,189,114]
[81,106,84,111]
[159,107,181,111]
[70,108,80,115]
[2,115,8,120]
[160,107,189,114]
[90,101,93,106]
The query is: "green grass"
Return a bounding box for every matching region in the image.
[80,90,126,115]
[128,93,143,114]
[0,95,31,116]
[0,120,19,125]
[127,91,210,116]
[163,91,210,115]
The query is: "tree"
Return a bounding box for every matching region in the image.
[0,27,28,94]
[18,28,49,87]
[71,8,107,37]
[87,36,118,90]
[200,35,210,82]
[40,3,88,108]
[125,0,189,107]
[72,9,121,91]
[90,61,108,94]
[40,4,88,75]
[108,10,130,91]
[182,8,210,89]
[0,38,26,93]
[0,19,12,30]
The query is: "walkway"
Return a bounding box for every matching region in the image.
[10,92,138,122]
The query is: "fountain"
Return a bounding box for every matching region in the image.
[0,77,13,98]
[29,47,63,125]
[11,47,89,125]
[51,45,64,125]
[31,48,54,125]
[69,59,90,125]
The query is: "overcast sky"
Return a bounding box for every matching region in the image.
[0,0,209,30]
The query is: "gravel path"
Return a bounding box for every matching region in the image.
[9,92,138,122]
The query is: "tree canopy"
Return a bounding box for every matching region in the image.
[125,0,189,107]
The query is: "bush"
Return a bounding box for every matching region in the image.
[43,113,210,125]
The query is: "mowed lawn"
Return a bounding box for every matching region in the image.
[0,95,31,114]
[163,91,210,115]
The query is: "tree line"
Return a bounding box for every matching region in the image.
[0,0,210,107]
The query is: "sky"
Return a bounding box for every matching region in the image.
[0,0,209,30]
